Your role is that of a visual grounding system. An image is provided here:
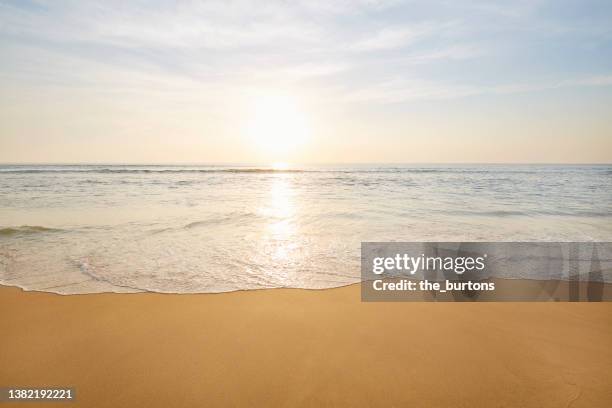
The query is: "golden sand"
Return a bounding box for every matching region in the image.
[1,284,611,407]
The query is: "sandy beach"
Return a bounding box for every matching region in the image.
[1,284,611,407]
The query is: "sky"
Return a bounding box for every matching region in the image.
[1,0,611,164]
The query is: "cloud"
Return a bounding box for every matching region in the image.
[350,22,451,51]
[343,74,612,104]
[342,78,477,103]
[400,44,484,63]
[559,75,612,87]
[0,1,327,50]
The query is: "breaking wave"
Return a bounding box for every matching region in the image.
[0,226,64,236]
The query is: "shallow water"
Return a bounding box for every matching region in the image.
[1,164,611,294]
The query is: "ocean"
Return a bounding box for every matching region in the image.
[1,164,611,294]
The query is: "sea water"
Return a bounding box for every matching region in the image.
[1,164,611,294]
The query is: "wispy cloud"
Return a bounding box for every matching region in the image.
[399,44,484,64]
[343,74,612,104]
[350,24,439,51]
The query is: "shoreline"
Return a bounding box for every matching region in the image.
[1,277,611,298]
[1,284,612,407]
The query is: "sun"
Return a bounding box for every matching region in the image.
[245,94,309,157]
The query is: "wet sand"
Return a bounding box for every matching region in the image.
[1,284,611,407]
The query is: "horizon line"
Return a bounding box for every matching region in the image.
[1,162,611,166]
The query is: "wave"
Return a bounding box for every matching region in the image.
[150,213,261,234]
[441,209,612,218]
[0,226,64,236]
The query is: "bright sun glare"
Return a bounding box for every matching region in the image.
[246,94,309,158]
